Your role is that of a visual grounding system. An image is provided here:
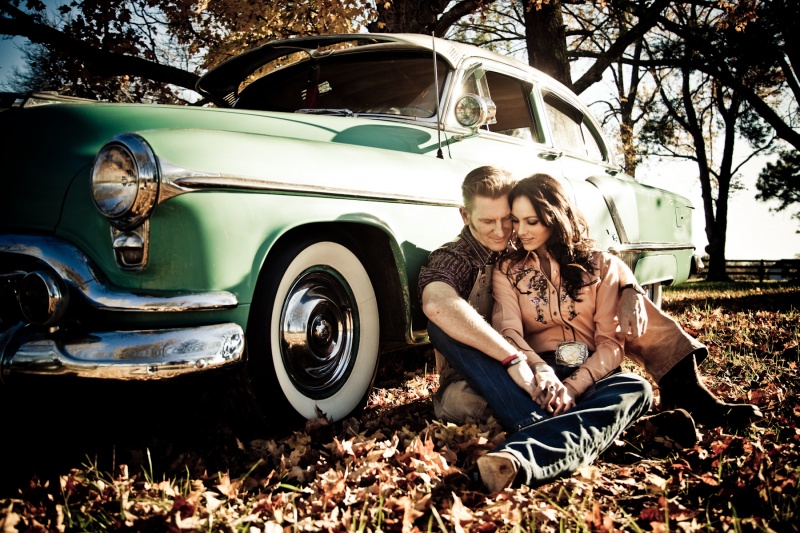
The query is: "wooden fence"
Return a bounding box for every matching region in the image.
[723,259,800,282]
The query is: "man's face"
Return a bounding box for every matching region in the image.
[460,194,513,252]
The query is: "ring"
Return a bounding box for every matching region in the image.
[548,385,556,391]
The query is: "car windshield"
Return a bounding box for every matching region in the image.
[235,51,450,119]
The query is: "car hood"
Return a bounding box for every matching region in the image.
[0,101,468,232]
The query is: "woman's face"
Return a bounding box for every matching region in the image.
[511,195,552,253]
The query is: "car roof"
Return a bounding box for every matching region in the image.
[196,33,551,107]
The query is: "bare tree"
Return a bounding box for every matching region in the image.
[658,0,799,152]
[564,2,660,176]
[638,3,777,280]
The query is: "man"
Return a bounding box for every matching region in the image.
[419,166,761,432]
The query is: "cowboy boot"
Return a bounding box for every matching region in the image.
[659,352,763,428]
[636,409,699,448]
[477,452,518,493]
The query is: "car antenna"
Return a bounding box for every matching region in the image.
[432,32,444,159]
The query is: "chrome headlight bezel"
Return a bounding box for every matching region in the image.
[454,94,497,128]
[91,133,159,230]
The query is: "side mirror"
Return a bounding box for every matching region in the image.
[454,94,497,130]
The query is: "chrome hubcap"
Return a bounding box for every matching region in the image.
[280,267,358,399]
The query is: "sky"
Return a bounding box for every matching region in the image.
[639,155,800,261]
[2,34,799,261]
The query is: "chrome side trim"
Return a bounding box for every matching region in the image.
[158,160,461,208]
[0,234,238,311]
[2,323,244,381]
[608,243,696,254]
[173,175,462,207]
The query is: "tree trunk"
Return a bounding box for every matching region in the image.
[523,0,572,88]
[616,39,642,177]
[673,65,730,282]
[699,159,729,281]
[705,85,741,281]
[701,86,743,282]
[704,217,729,281]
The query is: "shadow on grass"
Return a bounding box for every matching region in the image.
[0,345,437,499]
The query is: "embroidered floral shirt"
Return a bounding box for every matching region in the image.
[492,250,627,396]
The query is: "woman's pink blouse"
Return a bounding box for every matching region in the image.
[492,250,627,396]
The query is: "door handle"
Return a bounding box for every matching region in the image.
[538,150,563,161]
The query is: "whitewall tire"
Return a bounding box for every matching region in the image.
[256,240,379,421]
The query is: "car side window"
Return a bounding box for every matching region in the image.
[543,92,606,161]
[460,69,539,142]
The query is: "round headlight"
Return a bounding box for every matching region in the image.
[455,94,482,127]
[91,133,159,230]
[92,144,138,217]
[454,94,497,128]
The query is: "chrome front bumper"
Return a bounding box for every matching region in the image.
[1,322,244,381]
[1,233,245,382]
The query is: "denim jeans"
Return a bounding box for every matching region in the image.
[427,321,653,486]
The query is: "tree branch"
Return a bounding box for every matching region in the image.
[433,0,493,36]
[0,2,199,92]
[659,16,800,151]
[571,0,671,95]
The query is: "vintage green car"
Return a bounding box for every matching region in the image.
[0,34,696,423]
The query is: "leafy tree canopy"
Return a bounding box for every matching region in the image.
[756,150,800,230]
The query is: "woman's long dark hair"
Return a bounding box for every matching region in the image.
[504,174,598,300]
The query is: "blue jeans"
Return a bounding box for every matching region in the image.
[427,322,653,486]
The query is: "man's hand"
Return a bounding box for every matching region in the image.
[617,288,647,340]
[531,367,575,415]
[507,360,537,399]
[556,382,579,415]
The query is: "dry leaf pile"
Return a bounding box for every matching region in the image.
[1,282,798,532]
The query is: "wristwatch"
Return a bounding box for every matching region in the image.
[619,283,646,296]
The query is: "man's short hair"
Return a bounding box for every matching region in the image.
[461,166,515,211]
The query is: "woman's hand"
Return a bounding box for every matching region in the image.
[533,368,576,415]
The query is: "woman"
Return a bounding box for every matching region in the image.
[431,174,654,491]
[493,173,639,414]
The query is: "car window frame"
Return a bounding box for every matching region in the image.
[535,83,612,165]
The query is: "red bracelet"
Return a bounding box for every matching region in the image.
[501,353,525,368]
[501,354,517,366]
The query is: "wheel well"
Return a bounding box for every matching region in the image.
[263,222,410,345]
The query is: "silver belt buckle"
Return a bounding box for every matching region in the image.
[555,341,588,367]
